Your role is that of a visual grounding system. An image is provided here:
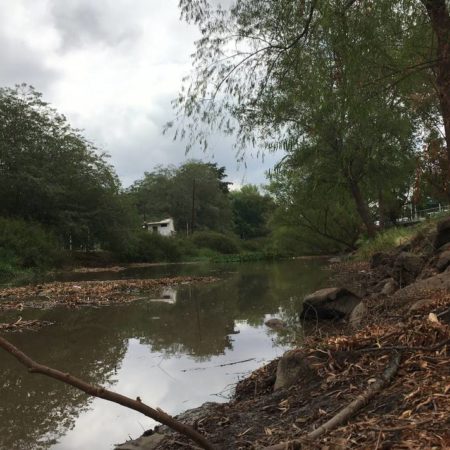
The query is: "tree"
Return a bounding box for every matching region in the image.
[230,185,273,239]
[268,162,361,252]
[0,84,133,250]
[172,0,422,237]
[420,0,450,171]
[128,161,233,232]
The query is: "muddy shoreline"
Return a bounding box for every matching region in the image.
[119,218,450,449]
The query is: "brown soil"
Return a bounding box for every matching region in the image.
[151,262,450,449]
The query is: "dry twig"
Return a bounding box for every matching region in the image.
[264,352,402,450]
[0,335,216,450]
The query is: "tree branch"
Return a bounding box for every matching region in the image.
[0,335,216,450]
[264,352,401,449]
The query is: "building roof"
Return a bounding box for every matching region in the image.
[143,218,173,226]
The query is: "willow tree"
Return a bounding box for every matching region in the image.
[171,0,431,237]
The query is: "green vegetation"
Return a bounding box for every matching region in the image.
[354,227,417,261]
[0,85,275,278]
[172,0,450,251]
[3,1,450,277]
[355,212,449,261]
[0,218,64,281]
[127,161,232,233]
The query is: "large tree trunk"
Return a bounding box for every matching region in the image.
[422,0,450,174]
[348,178,377,238]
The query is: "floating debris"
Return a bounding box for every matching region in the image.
[0,276,218,311]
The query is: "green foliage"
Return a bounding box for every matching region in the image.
[190,231,241,254]
[0,217,64,269]
[0,84,132,251]
[230,185,274,239]
[172,0,444,246]
[128,161,232,232]
[355,227,414,261]
[119,231,182,263]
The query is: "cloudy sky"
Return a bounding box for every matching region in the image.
[0,0,282,188]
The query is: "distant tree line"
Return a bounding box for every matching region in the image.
[0,85,276,277]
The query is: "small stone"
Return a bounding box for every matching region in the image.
[381,278,398,295]
[264,318,286,330]
[349,302,368,328]
[115,433,166,450]
[274,350,318,391]
[408,299,434,313]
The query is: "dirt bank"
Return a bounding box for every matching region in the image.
[119,218,450,449]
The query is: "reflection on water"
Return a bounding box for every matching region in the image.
[0,259,329,449]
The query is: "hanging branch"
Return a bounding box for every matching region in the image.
[0,335,216,450]
[264,352,402,450]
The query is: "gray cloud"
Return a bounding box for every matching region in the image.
[0,29,60,91]
[0,0,283,190]
[50,0,141,50]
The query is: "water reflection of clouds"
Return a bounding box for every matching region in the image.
[56,326,289,449]
[2,260,329,449]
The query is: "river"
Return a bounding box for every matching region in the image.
[0,259,329,449]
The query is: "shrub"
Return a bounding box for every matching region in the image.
[355,226,419,261]
[120,231,182,262]
[0,217,64,269]
[190,231,240,254]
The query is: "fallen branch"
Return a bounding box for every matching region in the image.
[353,338,450,354]
[264,352,402,450]
[0,335,216,450]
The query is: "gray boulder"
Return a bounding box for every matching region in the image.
[393,270,450,304]
[301,287,361,320]
[393,252,424,286]
[370,252,394,269]
[436,250,450,272]
[274,350,318,391]
[434,217,450,250]
[381,278,398,295]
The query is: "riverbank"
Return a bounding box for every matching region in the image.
[120,217,450,449]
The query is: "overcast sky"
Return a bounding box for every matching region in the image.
[0,0,282,188]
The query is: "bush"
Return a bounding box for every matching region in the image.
[190,231,240,254]
[119,231,182,262]
[0,217,64,269]
[355,226,420,261]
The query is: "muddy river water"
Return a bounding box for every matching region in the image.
[0,259,329,449]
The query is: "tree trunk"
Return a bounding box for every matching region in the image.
[422,0,450,174]
[348,178,377,238]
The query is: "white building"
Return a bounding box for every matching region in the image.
[143,218,175,237]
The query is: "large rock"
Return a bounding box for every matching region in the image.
[435,217,450,250]
[274,350,318,391]
[393,270,450,304]
[370,252,394,269]
[381,278,398,295]
[301,287,361,320]
[393,252,424,286]
[435,249,450,272]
